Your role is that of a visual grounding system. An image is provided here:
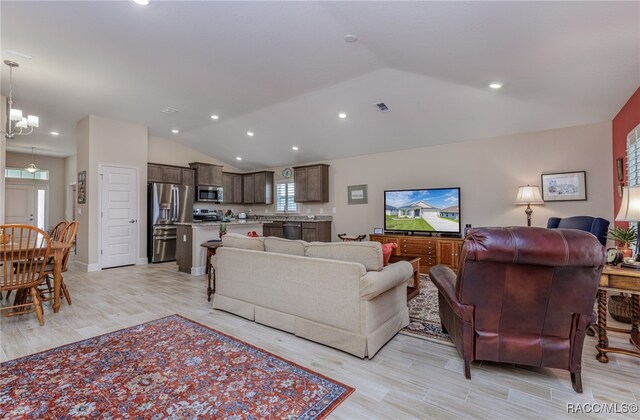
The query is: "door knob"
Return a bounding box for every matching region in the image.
[129,219,136,223]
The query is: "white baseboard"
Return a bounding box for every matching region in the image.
[74,261,101,272]
[136,257,148,265]
[191,266,206,276]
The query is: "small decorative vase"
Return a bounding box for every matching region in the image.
[619,246,633,258]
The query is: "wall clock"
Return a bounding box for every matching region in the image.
[282,167,293,178]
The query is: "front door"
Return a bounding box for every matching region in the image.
[5,183,48,229]
[101,165,138,268]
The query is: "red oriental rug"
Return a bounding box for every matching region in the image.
[1,314,354,419]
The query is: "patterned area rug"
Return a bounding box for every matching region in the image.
[400,275,454,346]
[1,315,354,419]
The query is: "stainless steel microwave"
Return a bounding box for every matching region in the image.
[196,186,223,202]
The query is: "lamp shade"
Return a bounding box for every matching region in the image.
[514,185,544,205]
[616,186,640,222]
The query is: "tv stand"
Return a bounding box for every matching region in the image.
[370,233,464,274]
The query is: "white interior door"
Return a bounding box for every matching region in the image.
[5,183,48,229]
[101,165,138,268]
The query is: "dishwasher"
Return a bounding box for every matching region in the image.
[282,222,302,240]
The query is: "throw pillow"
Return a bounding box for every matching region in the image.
[381,243,397,266]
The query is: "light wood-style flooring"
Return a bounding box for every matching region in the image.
[2,261,639,419]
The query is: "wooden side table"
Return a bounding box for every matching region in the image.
[595,265,640,363]
[389,255,421,301]
[200,241,223,302]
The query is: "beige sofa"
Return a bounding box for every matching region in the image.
[213,234,414,358]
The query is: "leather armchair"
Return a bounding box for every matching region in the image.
[547,216,609,246]
[430,227,605,393]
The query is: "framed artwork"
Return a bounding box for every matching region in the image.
[77,171,86,204]
[541,171,587,202]
[347,184,368,205]
[373,228,383,234]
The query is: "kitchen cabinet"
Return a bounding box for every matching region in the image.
[189,162,223,186]
[262,222,283,238]
[181,168,195,186]
[148,163,187,185]
[302,221,331,242]
[222,172,243,204]
[293,164,329,202]
[243,171,274,204]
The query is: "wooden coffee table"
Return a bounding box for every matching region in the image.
[389,256,421,301]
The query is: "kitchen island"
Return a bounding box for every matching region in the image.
[176,221,263,275]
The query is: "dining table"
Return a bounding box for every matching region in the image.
[1,238,71,313]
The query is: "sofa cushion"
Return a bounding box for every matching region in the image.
[221,232,265,251]
[305,241,384,271]
[264,236,307,256]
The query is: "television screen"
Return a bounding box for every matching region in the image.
[384,187,461,234]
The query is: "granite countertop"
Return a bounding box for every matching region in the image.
[176,221,264,227]
[261,219,330,223]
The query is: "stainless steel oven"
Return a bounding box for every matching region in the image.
[196,186,223,202]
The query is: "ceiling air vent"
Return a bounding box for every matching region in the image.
[161,107,179,114]
[375,102,391,113]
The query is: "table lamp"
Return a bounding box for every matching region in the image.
[615,186,640,265]
[514,185,544,226]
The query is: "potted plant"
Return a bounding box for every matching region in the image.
[607,226,638,257]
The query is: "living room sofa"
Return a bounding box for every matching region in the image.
[213,234,414,358]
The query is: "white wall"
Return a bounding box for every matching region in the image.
[5,152,66,228]
[254,121,614,240]
[76,115,148,270]
[148,135,240,171]
[64,154,77,220]
[0,95,6,224]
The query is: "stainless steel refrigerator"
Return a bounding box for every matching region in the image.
[148,183,194,263]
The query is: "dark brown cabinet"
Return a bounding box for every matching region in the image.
[189,162,223,186]
[243,171,274,204]
[302,221,331,242]
[222,172,243,204]
[148,163,192,185]
[262,222,283,238]
[181,168,195,186]
[293,164,329,203]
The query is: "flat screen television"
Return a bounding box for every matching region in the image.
[384,187,461,235]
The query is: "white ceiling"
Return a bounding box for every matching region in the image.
[1,1,638,169]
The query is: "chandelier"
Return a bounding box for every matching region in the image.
[2,60,39,140]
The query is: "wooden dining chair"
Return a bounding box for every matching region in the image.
[39,221,79,305]
[49,220,69,242]
[0,224,51,326]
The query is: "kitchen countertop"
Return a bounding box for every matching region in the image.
[176,221,264,227]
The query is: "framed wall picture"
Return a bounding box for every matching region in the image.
[541,171,587,202]
[77,171,86,204]
[347,184,368,205]
[373,228,383,234]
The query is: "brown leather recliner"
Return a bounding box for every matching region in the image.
[430,227,605,393]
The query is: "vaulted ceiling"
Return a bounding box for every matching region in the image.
[2,1,638,169]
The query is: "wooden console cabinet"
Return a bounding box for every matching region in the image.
[369,234,464,274]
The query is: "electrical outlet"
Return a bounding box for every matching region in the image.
[332,207,336,214]
[319,208,324,214]
[183,235,187,242]
[307,208,311,214]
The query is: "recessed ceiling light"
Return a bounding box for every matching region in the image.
[50,131,60,136]
[171,129,179,134]
[292,146,299,151]
[132,0,149,5]
[161,107,178,114]
[489,82,503,89]
[236,156,242,161]
[210,114,219,120]
[344,34,358,43]
[338,113,347,119]
[4,49,32,60]
[247,131,254,137]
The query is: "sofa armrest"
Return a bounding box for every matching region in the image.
[360,261,413,300]
[430,264,472,322]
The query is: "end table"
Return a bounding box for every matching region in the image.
[200,241,223,302]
